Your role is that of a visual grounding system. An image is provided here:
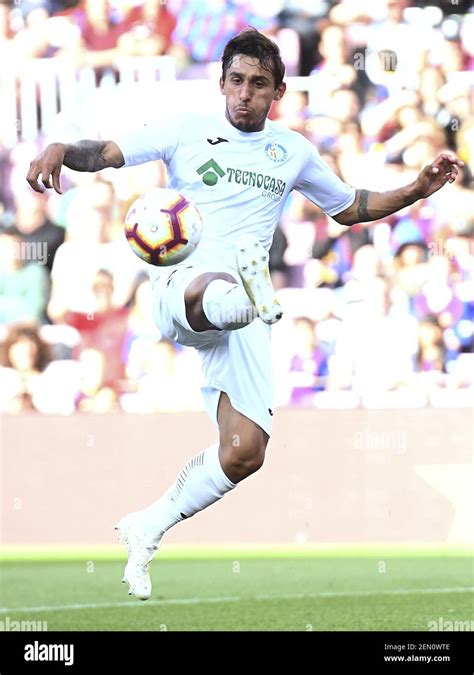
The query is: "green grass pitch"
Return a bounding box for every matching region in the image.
[0,545,472,631]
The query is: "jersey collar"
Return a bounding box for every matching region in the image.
[221,112,272,141]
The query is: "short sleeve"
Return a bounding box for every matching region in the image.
[294,143,356,217]
[111,116,183,167]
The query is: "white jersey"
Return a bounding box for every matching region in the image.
[113,111,355,278]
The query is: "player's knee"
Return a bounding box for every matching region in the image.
[227,450,265,482]
[185,272,237,331]
[185,272,236,310]
[242,447,265,476]
[220,435,267,482]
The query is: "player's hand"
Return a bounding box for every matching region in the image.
[413,153,464,200]
[27,143,66,194]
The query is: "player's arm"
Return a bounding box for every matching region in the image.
[333,153,463,226]
[26,140,125,194]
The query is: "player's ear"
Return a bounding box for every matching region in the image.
[274,82,286,101]
[219,76,225,94]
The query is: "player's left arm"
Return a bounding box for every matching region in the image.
[332,153,464,226]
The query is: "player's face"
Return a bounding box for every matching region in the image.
[220,55,286,132]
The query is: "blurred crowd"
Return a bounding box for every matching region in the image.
[0,0,473,413]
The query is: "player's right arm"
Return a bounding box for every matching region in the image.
[26,140,125,194]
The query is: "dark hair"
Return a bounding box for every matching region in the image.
[420,314,439,324]
[222,27,285,89]
[0,324,52,372]
[95,268,114,280]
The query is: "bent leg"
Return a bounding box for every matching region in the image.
[217,392,269,484]
[185,272,256,332]
[133,391,267,539]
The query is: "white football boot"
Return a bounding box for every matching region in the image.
[236,234,283,325]
[115,513,161,601]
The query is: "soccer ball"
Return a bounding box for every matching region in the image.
[124,188,203,266]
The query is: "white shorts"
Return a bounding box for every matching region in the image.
[151,264,274,437]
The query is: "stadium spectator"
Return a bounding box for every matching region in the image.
[124,272,160,346]
[276,0,331,75]
[392,240,429,299]
[309,24,356,110]
[169,0,274,76]
[273,90,309,134]
[330,275,417,394]
[72,0,137,65]
[51,0,176,73]
[288,316,329,405]
[122,337,203,413]
[0,229,49,325]
[76,346,119,412]
[312,219,372,288]
[117,0,176,57]
[416,315,445,373]
[14,190,65,274]
[62,268,130,390]
[47,177,145,321]
[0,323,52,413]
[10,5,56,60]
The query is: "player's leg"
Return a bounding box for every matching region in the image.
[185,235,283,331]
[116,253,274,600]
[115,393,267,600]
[184,271,255,331]
[216,391,268,483]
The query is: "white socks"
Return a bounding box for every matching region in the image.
[140,444,236,540]
[202,278,257,330]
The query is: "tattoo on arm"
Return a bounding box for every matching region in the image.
[357,189,370,221]
[63,140,109,172]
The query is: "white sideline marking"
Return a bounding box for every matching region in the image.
[0,587,472,614]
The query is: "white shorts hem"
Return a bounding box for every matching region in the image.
[201,382,273,438]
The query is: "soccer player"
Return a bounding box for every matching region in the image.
[27,28,462,601]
